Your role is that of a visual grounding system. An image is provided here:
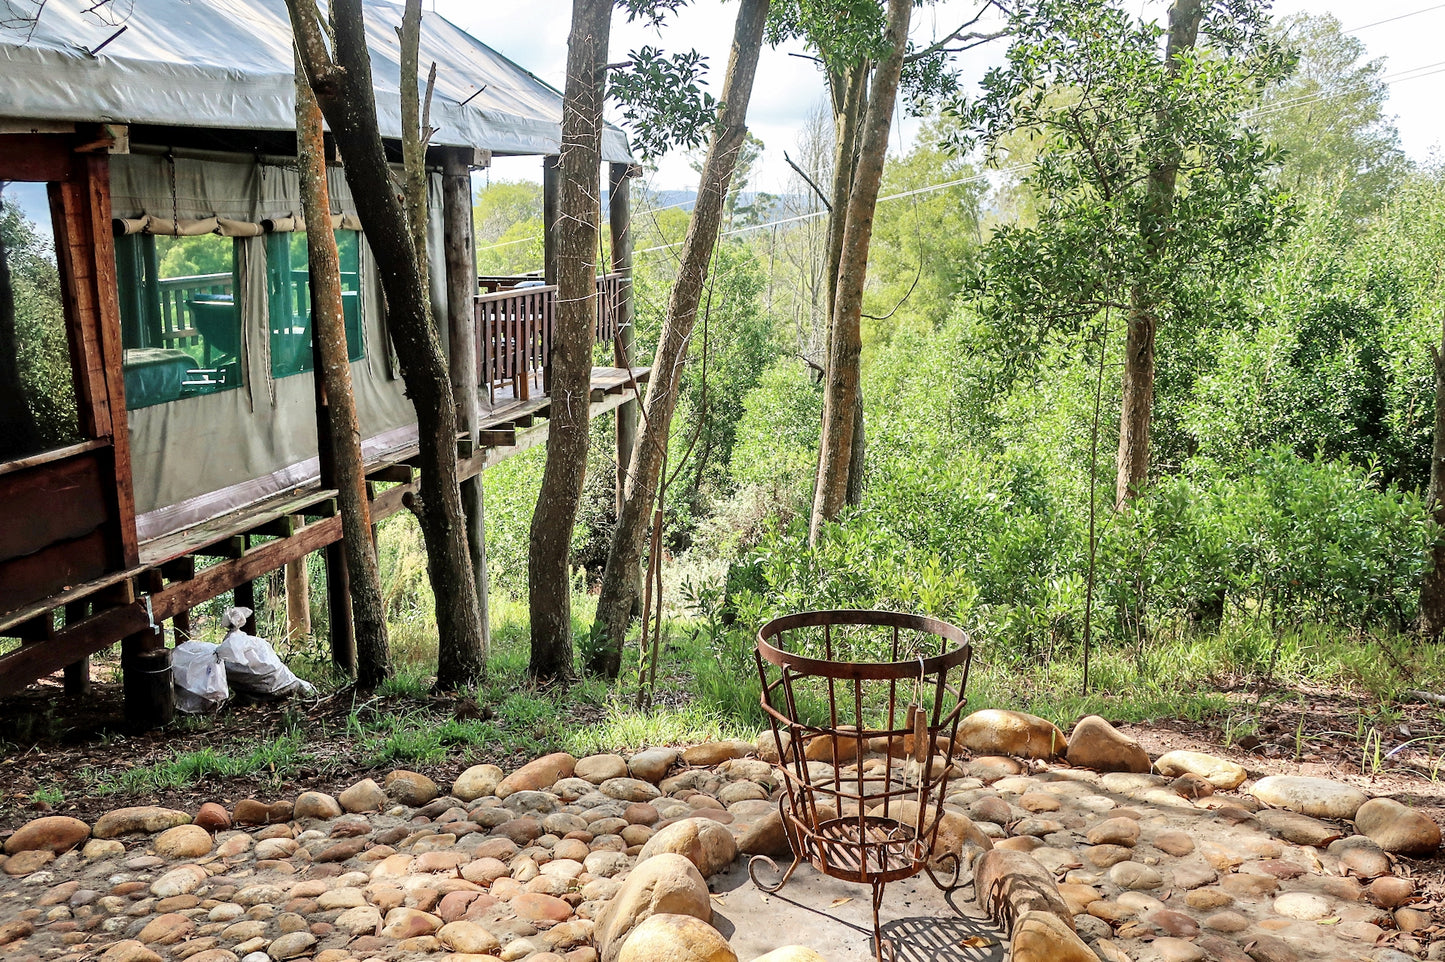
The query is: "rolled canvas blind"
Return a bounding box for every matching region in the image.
[112,214,264,237]
[260,213,364,233]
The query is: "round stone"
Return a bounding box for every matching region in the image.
[1249,776,1367,820]
[1274,892,1331,921]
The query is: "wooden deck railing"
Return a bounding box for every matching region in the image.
[156,272,233,352]
[475,273,625,403]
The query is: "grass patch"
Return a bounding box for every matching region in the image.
[91,735,314,795]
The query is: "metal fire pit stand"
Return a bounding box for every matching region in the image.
[749,610,973,962]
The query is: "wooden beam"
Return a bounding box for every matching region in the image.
[367,464,414,484]
[302,499,338,519]
[476,428,517,448]
[251,515,298,539]
[192,536,245,559]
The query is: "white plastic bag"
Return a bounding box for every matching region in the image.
[217,607,314,698]
[172,641,229,714]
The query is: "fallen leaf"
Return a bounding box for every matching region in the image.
[828,897,852,908]
[959,936,993,948]
[709,894,726,904]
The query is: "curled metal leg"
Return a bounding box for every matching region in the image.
[923,849,963,891]
[870,877,893,962]
[748,853,802,894]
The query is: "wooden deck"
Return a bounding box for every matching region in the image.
[0,366,648,694]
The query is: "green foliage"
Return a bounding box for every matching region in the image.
[1260,13,1408,221]
[474,179,543,277]
[958,0,1294,356]
[609,46,718,161]
[0,195,78,453]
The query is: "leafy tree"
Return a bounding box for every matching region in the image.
[474,180,543,276]
[0,189,76,459]
[961,0,1293,506]
[1259,13,1407,222]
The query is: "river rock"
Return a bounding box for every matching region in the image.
[151,865,207,898]
[881,799,992,867]
[438,920,502,955]
[1274,892,1331,921]
[602,778,662,803]
[622,756,679,793]
[454,764,504,802]
[1065,716,1150,773]
[267,932,316,960]
[154,824,212,859]
[974,849,1072,928]
[1010,909,1095,962]
[956,710,1067,759]
[594,854,711,962]
[750,949,827,962]
[336,779,386,813]
[737,809,792,858]
[1255,809,1342,847]
[1328,835,1392,878]
[616,913,736,962]
[1367,876,1415,909]
[1353,797,1441,856]
[638,818,737,877]
[1249,775,1367,819]
[4,816,90,854]
[1154,750,1247,790]
[498,753,576,797]
[384,769,439,806]
[576,754,630,783]
[683,740,754,766]
[193,802,231,831]
[93,807,191,839]
[293,792,342,820]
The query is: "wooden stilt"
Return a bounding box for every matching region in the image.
[445,149,491,658]
[63,601,90,696]
[543,155,560,287]
[235,536,256,633]
[285,557,311,644]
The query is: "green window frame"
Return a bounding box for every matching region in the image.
[266,229,365,379]
[115,232,243,410]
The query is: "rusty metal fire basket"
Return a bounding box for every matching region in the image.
[750,610,973,960]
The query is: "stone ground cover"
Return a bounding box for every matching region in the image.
[0,712,1440,962]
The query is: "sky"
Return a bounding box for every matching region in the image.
[434,0,1445,194]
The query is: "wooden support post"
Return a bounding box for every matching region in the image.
[609,162,638,516]
[543,155,561,287]
[445,149,492,659]
[63,601,90,697]
[170,556,195,643]
[122,574,170,728]
[234,535,257,633]
[285,556,311,644]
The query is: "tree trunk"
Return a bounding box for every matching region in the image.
[1114,0,1203,507]
[400,0,430,301]
[1419,341,1445,638]
[296,55,391,688]
[528,0,611,683]
[810,0,911,543]
[824,65,868,510]
[288,0,484,691]
[589,0,771,678]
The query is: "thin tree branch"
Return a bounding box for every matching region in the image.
[784,151,831,211]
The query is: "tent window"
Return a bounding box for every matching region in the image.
[116,233,242,409]
[0,180,82,462]
[267,230,365,379]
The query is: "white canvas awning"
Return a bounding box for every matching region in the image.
[0,0,634,163]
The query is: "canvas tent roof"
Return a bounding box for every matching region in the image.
[0,0,634,162]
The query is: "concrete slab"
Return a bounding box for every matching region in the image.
[707,857,1007,962]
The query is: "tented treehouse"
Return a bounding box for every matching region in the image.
[0,0,645,718]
